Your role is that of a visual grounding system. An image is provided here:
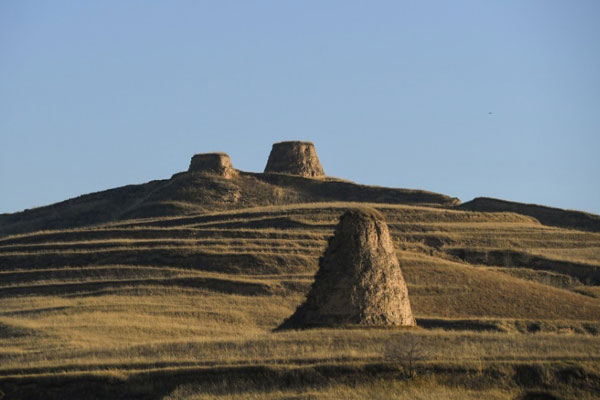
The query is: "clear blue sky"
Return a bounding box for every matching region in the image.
[1,1,599,214]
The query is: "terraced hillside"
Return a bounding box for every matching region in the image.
[1,144,600,399]
[1,198,600,399]
[0,171,458,237]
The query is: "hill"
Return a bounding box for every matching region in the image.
[1,144,599,399]
[0,171,458,238]
[460,196,600,232]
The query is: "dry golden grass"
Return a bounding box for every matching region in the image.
[526,246,600,264]
[165,377,517,400]
[1,202,600,398]
[400,251,600,320]
[1,285,599,377]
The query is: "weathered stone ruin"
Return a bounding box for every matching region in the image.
[278,208,416,329]
[264,141,325,178]
[188,152,236,178]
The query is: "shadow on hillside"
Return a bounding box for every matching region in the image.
[1,362,598,400]
[0,277,280,300]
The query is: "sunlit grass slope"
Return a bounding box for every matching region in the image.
[1,202,600,399]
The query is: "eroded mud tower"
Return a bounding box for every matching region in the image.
[264,141,325,178]
[188,152,236,178]
[278,208,416,329]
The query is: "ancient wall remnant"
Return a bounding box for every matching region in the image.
[188,153,236,178]
[264,141,325,178]
[278,208,415,329]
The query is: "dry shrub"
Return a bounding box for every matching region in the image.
[385,334,429,379]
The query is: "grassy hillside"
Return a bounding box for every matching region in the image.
[1,200,600,399]
[0,171,458,237]
[460,197,600,232]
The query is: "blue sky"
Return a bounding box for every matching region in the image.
[1,1,599,214]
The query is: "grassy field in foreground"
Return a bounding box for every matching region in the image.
[165,377,519,400]
[1,286,599,374]
[1,203,600,398]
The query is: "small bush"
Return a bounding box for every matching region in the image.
[384,334,429,379]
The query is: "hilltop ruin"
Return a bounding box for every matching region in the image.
[264,141,325,178]
[0,141,461,236]
[188,153,236,178]
[278,208,415,329]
